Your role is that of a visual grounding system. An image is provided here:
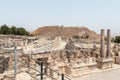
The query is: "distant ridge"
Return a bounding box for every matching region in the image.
[31,26,100,39]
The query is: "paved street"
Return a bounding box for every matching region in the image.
[73,68,120,80]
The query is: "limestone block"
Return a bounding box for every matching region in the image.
[115,56,120,64]
[65,66,71,74]
[16,72,31,80]
[97,58,113,69]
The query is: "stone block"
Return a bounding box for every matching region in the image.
[65,66,71,74]
[115,56,120,64]
[64,63,97,77]
[97,58,113,69]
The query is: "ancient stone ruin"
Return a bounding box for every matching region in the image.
[97,29,113,69]
[0,29,120,80]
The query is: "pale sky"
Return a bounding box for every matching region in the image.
[0,0,120,35]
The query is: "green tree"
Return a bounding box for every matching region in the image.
[0,24,30,35]
[25,31,30,36]
[17,27,30,35]
[1,24,11,34]
[11,26,17,35]
[114,36,120,43]
[0,27,1,34]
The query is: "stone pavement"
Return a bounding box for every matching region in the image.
[72,68,120,80]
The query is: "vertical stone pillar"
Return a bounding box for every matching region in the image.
[31,39,34,45]
[8,37,10,44]
[21,40,23,47]
[97,29,113,69]
[25,39,28,46]
[107,29,111,58]
[101,29,105,58]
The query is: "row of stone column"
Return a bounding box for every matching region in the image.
[101,29,111,58]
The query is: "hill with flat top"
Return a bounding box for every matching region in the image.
[31,26,100,39]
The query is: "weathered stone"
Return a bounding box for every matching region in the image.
[16,72,31,80]
[97,58,113,69]
[107,29,111,58]
[101,29,105,58]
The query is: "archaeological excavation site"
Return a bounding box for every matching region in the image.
[0,26,120,80]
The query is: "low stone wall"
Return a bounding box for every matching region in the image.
[64,63,97,77]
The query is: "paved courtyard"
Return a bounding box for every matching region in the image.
[73,68,120,80]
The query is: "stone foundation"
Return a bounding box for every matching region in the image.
[64,63,97,77]
[97,58,113,69]
[115,56,120,64]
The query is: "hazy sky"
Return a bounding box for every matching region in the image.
[0,0,120,35]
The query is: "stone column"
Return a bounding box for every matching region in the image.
[8,37,10,44]
[101,29,105,58]
[25,39,28,46]
[107,29,111,58]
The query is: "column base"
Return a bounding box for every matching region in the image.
[97,58,113,69]
[115,56,120,64]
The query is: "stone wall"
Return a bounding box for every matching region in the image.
[28,49,97,77]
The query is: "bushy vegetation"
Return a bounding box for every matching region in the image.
[0,24,30,35]
[114,36,120,43]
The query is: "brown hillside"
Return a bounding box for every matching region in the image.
[31,26,100,39]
